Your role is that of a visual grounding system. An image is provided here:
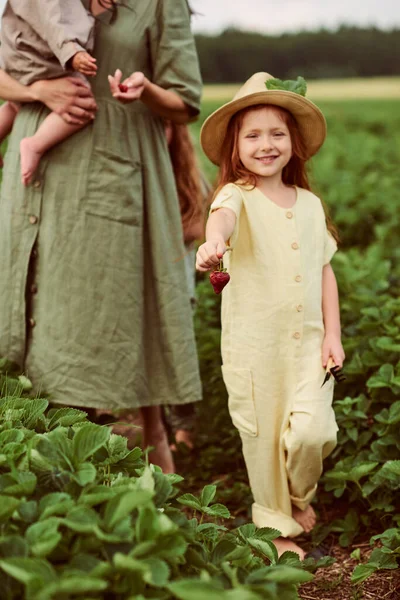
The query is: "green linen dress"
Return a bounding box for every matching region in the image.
[0,0,203,410]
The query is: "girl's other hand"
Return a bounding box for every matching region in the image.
[196,239,227,272]
[72,52,97,77]
[30,77,97,125]
[108,69,146,103]
[322,334,345,369]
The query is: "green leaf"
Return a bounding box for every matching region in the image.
[62,506,99,532]
[0,495,20,521]
[167,579,225,600]
[38,575,108,597]
[22,398,49,428]
[25,519,61,558]
[372,461,400,488]
[142,558,170,587]
[204,503,230,518]
[72,424,110,464]
[351,563,378,584]
[177,493,202,511]
[200,484,217,507]
[73,462,97,486]
[47,407,88,430]
[0,536,29,559]
[248,537,278,564]
[265,76,307,96]
[253,527,281,541]
[103,489,153,530]
[348,462,379,482]
[262,564,314,583]
[0,557,56,586]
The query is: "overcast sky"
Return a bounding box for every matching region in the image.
[190,0,400,34]
[0,0,398,35]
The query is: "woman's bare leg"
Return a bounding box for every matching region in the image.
[20,112,84,185]
[140,406,175,474]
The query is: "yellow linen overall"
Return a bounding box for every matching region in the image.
[211,183,338,537]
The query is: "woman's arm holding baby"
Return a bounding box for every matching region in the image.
[0,69,97,124]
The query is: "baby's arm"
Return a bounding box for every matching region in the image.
[196,208,236,272]
[321,264,345,368]
[71,52,97,77]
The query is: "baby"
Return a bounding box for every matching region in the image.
[0,0,97,185]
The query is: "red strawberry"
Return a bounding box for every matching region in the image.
[210,262,230,294]
[119,84,128,93]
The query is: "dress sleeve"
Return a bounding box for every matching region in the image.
[210,184,243,247]
[150,0,202,118]
[10,0,95,68]
[324,228,338,265]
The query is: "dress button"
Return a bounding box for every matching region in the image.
[295,275,302,282]
[286,211,293,219]
[291,242,299,250]
[31,284,38,294]
[293,332,300,339]
[33,180,41,189]
[29,215,38,225]
[296,304,303,312]
[29,318,36,328]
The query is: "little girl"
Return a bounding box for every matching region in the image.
[196,72,345,559]
[0,0,97,185]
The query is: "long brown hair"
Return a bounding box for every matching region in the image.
[167,122,207,244]
[215,104,339,242]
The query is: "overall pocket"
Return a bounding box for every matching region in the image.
[85,148,142,227]
[222,365,258,437]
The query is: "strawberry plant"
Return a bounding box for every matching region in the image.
[0,365,313,600]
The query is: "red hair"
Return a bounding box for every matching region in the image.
[215,104,339,242]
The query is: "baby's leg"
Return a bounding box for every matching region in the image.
[20,112,84,185]
[0,102,19,167]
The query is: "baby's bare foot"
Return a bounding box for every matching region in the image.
[273,537,305,560]
[292,504,317,533]
[20,137,43,186]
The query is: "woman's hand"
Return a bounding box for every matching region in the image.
[30,77,97,125]
[196,239,227,272]
[108,69,146,103]
[322,334,345,369]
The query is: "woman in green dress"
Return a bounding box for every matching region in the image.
[0,0,203,472]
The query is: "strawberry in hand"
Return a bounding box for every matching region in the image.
[210,260,230,294]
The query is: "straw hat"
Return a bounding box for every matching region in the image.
[201,72,326,166]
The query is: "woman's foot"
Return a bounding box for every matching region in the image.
[170,428,194,451]
[20,137,43,185]
[292,504,317,533]
[273,537,305,560]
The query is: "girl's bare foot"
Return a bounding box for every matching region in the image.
[273,537,305,560]
[20,137,43,185]
[292,504,317,533]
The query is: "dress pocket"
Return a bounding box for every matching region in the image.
[221,365,257,437]
[85,148,142,227]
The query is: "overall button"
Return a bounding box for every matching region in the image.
[296,304,303,312]
[29,215,38,225]
[286,211,293,219]
[293,332,301,339]
[291,242,299,250]
[30,284,38,294]
[295,275,302,282]
[33,180,41,189]
[29,318,36,328]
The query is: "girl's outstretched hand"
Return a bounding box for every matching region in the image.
[322,334,345,369]
[196,239,227,272]
[108,69,145,103]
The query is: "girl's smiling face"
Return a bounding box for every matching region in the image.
[238,106,293,181]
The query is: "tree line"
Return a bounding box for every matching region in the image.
[194,26,400,82]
